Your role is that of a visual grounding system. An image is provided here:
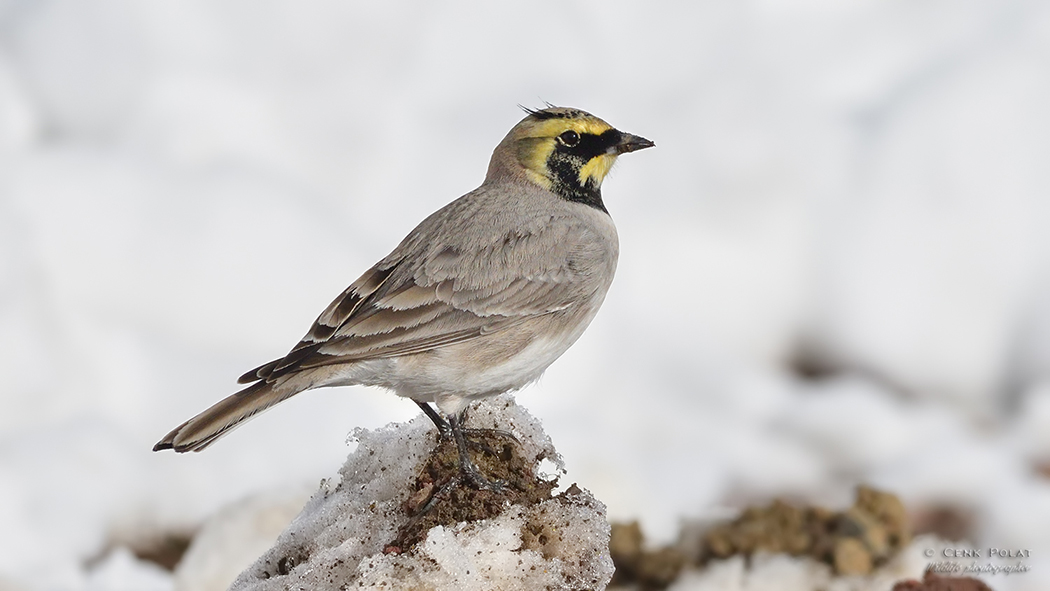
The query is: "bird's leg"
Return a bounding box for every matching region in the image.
[415,401,452,439]
[449,411,506,491]
[415,400,517,447]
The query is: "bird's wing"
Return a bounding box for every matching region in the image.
[239,205,611,384]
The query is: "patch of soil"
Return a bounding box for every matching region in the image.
[386,430,557,552]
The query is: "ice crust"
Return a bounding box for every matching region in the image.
[229,396,614,591]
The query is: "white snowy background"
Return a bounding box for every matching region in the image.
[2,1,1050,590]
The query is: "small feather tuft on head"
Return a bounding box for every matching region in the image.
[519,104,575,120]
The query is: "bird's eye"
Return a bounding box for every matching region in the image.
[558,130,580,147]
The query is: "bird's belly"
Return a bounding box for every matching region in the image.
[439,333,572,394]
[374,308,600,413]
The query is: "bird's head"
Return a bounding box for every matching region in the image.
[488,106,654,210]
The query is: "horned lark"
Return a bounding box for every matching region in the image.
[154,106,654,489]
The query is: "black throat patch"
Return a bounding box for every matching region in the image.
[546,129,623,213]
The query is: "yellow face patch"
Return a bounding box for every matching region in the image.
[578,153,616,186]
[517,137,556,190]
[515,115,616,189]
[528,117,614,139]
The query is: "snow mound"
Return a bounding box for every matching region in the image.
[230,396,614,591]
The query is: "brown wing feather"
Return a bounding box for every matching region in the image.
[240,262,402,383]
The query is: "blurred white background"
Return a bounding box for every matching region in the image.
[2,1,1050,589]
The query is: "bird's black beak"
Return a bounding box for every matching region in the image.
[613,132,655,154]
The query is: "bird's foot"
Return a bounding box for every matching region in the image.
[449,411,510,491]
[460,427,520,444]
[458,461,507,492]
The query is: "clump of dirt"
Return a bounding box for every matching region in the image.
[700,485,911,576]
[608,521,686,590]
[386,429,557,552]
[892,571,995,591]
[260,545,312,579]
[129,532,194,571]
[87,530,196,573]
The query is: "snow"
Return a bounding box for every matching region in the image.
[173,486,312,591]
[229,397,613,591]
[2,1,1050,590]
[85,548,174,591]
[665,535,935,591]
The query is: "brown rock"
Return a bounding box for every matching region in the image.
[833,537,872,576]
[855,485,911,548]
[839,507,888,561]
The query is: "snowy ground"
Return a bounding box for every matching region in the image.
[2,1,1050,590]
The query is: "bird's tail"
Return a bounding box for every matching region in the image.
[153,380,296,453]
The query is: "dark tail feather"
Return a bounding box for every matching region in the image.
[153,380,298,453]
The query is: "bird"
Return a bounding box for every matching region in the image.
[154,106,654,489]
